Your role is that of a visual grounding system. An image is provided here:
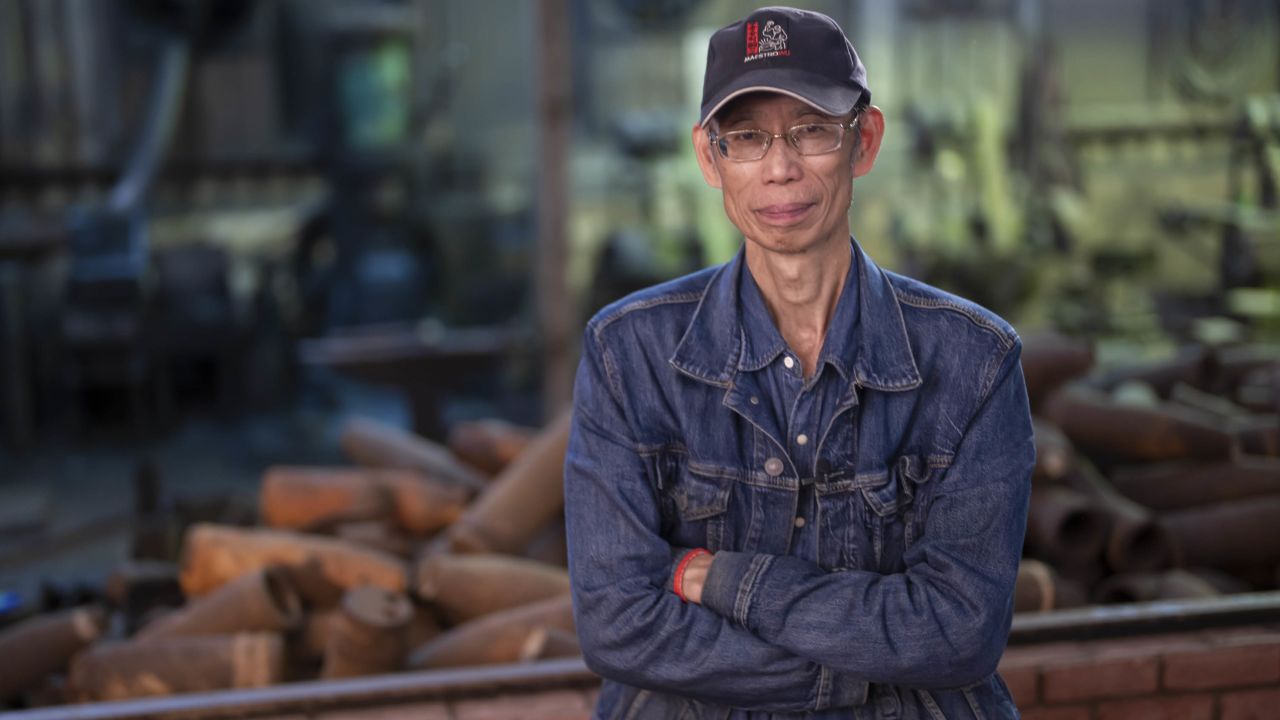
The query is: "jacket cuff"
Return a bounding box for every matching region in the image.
[701,551,772,626]
[825,669,871,708]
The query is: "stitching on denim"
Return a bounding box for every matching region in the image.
[621,689,651,720]
[892,288,1016,352]
[962,687,988,720]
[816,664,830,710]
[590,291,705,339]
[917,689,947,720]
[734,553,772,627]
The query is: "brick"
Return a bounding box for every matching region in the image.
[1096,696,1214,720]
[1020,707,1091,720]
[1221,688,1280,720]
[453,690,590,720]
[1163,641,1280,690]
[1042,653,1159,703]
[319,702,451,720]
[1000,665,1039,707]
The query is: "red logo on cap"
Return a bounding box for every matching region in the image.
[746,22,759,56]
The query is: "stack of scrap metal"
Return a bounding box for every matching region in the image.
[0,413,575,707]
[1015,333,1279,613]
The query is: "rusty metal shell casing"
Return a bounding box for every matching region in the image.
[0,605,106,702]
[378,470,470,536]
[1093,570,1221,604]
[1062,462,1175,573]
[180,523,408,597]
[339,416,485,491]
[1164,495,1280,568]
[320,586,414,678]
[1025,486,1109,565]
[68,633,285,701]
[259,467,393,531]
[1014,559,1088,613]
[1043,387,1234,464]
[1110,458,1280,512]
[334,520,417,558]
[407,594,575,670]
[1021,332,1095,411]
[446,410,572,554]
[415,553,571,625]
[135,567,303,642]
[518,625,581,661]
[1032,419,1076,485]
[447,419,536,476]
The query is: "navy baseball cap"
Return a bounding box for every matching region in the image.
[699,6,870,127]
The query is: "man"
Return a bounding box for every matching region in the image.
[565,7,1034,719]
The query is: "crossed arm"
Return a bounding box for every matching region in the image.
[565,329,1033,708]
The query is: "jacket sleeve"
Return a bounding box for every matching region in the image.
[564,326,868,712]
[699,340,1034,689]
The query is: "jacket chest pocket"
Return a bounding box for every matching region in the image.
[656,456,734,553]
[816,454,946,573]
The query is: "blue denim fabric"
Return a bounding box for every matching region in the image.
[564,238,1034,719]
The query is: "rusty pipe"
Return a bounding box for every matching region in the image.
[447,419,536,476]
[320,586,414,679]
[339,416,485,491]
[259,467,392,531]
[179,523,408,598]
[135,567,303,642]
[68,633,285,701]
[407,594,575,670]
[1110,458,1280,512]
[1043,386,1234,464]
[1093,570,1221,604]
[1021,332,1095,412]
[1025,486,1109,566]
[415,553,571,625]
[446,410,572,555]
[0,605,106,701]
[1164,495,1280,568]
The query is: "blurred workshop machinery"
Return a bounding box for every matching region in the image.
[0,0,543,448]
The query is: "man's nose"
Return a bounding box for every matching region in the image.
[760,135,804,183]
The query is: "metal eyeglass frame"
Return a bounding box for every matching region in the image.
[708,114,861,162]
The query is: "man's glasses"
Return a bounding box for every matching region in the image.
[709,118,859,162]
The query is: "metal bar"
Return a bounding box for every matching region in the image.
[5,593,1280,718]
[0,658,595,720]
[1008,590,1280,645]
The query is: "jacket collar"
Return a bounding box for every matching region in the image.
[669,237,922,392]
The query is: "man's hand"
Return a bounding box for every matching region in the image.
[680,552,715,604]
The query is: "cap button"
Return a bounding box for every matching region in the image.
[764,457,784,477]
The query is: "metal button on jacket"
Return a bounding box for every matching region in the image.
[764,457,784,476]
[793,516,806,528]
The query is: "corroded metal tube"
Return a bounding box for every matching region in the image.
[320,586,414,679]
[0,605,106,702]
[340,417,485,491]
[135,567,303,642]
[407,594,575,670]
[446,410,572,555]
[415,553,571,625]
[68,633,285,701]
[180,523,408,597]
[1043,386,1233,463]
[1025,486,1108,566]
[447,419,536,476]
[1110,458,1280,512]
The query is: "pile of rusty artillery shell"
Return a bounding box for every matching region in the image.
[0,410,576,708]
[1014,333,1280,613]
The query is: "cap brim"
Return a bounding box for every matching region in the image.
[700,67,863,127]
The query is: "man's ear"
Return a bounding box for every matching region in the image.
[852,105,885,179]
[691,123,723,189]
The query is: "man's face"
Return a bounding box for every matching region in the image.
[692,93,883,257]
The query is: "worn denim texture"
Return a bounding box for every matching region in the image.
[564,238,1034,719]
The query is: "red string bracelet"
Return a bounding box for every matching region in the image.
[673,548,711,603]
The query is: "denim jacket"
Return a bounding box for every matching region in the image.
[564,239,1034,719]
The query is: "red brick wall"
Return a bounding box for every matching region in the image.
[1002,625,1280,720]
[266,626,1280,719]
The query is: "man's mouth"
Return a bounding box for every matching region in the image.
[755,202,815,224]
